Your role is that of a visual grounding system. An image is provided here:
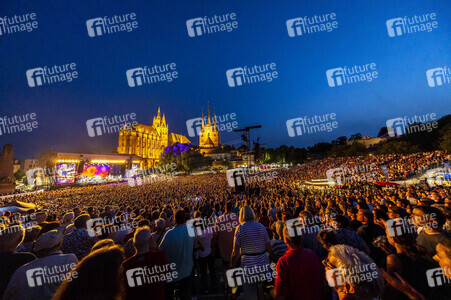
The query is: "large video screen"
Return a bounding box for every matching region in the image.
[80,164,110,178]
[56,163,77,184]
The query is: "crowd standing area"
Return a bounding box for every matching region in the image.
[1,151,451,300]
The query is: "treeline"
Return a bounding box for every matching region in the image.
[258,114,451,164]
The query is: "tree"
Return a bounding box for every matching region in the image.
[14,169,26,181]
[215,157,230,169]
[289,147,308,164]
[374,140,419,154]
[440,125,451,152]
[377,127,388,137]
[222,145,235,152]
[331,136,348,146]
[160,143,212,173]
[180,151,212,173]
[329,142,367,157]
[308,142,333,155]
[37,149,57,168]
[349,133,362,141]
[237,145,248,153]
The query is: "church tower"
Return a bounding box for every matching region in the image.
[199,103,220,150]
[117,107,190,168]
[152,107,169,148]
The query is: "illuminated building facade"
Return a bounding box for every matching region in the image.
[199,106,221,155]
[117,108,190,167]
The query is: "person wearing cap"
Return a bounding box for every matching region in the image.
[3,228,78,300]
[16,225,42,253]
[0,225,36,298]
[35,211,48,226]
[59,212,74,228]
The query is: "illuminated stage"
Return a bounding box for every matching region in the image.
[54,152,142,186]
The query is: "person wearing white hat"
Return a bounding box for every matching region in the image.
[3,227,78,300]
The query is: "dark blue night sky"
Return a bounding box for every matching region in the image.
[1,0,450,158]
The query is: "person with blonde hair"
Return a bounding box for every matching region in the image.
[232,206,273,300]
[323,242,384,300]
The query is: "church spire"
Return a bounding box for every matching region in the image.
[162,113,166,125]
[201,107,204,130]
[213,106,217,130]
[207,101,211,125]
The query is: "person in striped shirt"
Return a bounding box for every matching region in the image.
[232,206,274,300]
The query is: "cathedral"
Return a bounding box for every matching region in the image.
[199,105,221,155]
[117,108,190,168]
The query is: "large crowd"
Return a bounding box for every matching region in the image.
[1,151,451,300]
